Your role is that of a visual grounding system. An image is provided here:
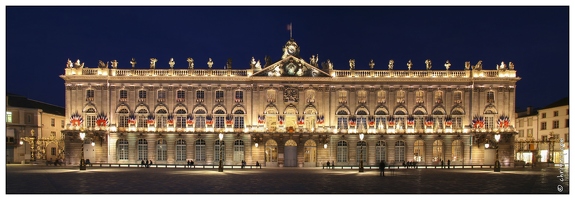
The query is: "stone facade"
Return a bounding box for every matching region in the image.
[61,39,520,167]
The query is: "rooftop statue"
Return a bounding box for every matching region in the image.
[369,59,375,69]
[425,59,432,70]
[349,59,355,70]
[98,60,108,68]
[187,57,194,69]
[264,55,271,67]
[388,60,394,70]
[444,60,451,70]
[111,60,118,69]
[255,60,262,71]
[66,59,73,68]
[406,60,412,70]
[130,58,137,69]
[169,58,175,68]
[465,61,471,70]
[250,57,256,69]
[227,58,232,69]
[509,62,514,70]
[327,59,333,70]
[499,61,506,70]
[150,58,158,69]
[74,59,84,68]
[473,60,483,70]
[207,58,213,69]
[310,54,318,66]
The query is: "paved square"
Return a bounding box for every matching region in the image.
[4,164,569,194]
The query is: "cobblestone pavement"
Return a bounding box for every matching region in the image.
[5,164,569,194]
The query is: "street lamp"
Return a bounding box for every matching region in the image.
[548,132,554,166]
[359,133,364,172]
[20,140,26,164]
[79,131,86,170]
[218,133,224,172]
[494,133,501,172]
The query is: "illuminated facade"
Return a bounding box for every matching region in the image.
[61,39,520,167]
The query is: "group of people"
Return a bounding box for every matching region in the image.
[440,159,451,169]
[325,161,336,169]
[186,160,195,168]
[140,159,153,168]
[47,158,64,166]
[402,161,419,169]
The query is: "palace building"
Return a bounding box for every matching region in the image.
[60,38,520,168]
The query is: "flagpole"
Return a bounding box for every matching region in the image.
[290,23,292,38]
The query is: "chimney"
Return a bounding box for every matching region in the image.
[527,106,533,115]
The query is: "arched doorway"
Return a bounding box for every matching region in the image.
[265,140,278,167]
[284,139,298,167]
[303,140,317,167]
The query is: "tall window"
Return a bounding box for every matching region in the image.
[195,109,206,128]
[176,139,186,161]
[486,91,495,103]
[541,122,547,130]
[452,140,463,162]
[86,89,94,101]
[554,111,559,117]
[527,129,533,138]
[139,90,147,99]
[377,90,386,104]
[553,120,560,129]
[118,109,129,128]
[434,90,443,104]
[356,141,367,163]
[375,141,386,164]
[6,111,12,123]
[137,109,148,128]
[265,140,278,162]
[233,110,245,129]
[566,119,569,128]
[51,118,55,127]
[356,110,368,130]
[518,130,525,137]
[233,140,245,163]
[415,90,424,104]
[215,90,224,102]
[394,141,405,162]
[117,139,128,161]
[157,139,167,161]
[196,90,205,102]
[542,113,547,118]
[414,140,424,162]
[138,139,148,161]
[176,90,186,102]
[119,90,128,101]
[528,118,533,126]
[214,140,225,162]
[85,108,96,128]
[175,109,187,128]
[484,116,494,130]
[454,91,462,104]
[432,140,443,162]
[61,119,65,128]
[195,139,206,161]
[214,109,226,128]
[375,110,387,130]
[357,90,367,104]
[157,90,166,102]
[396,90,405,104]
[337,141,348,163]
[235,91,244,103]
[338,90,348,104]
[156,109,168,128]
[433,110,444,130]
[336,110,349,129]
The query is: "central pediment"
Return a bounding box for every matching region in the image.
[252,55,331,77]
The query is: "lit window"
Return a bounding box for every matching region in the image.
[86,89,94,101]
[486,91,495,103]
[156,139,167,161]
[337,141,348,163]
[138,139,148,161]
[394,141,405,162]
[176,139,186,161]
[6,111,12,123]
[195,139,206,161]
[233,140,245,163]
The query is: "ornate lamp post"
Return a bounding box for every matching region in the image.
[218,133,224,172]
[79,131,86,170]
[494,133,501,172]
[359,133,365,172]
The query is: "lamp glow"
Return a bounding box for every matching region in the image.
[485,143,489,149]
[494,134,501,142]
[324,143,327,149]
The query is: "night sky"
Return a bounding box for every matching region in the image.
[4,6,570,111]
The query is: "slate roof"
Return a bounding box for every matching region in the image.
[6,93,65,116]
[541,97,569,109]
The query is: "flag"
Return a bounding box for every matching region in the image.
[287,23,292,31]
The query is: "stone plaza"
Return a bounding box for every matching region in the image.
[5,164,569,194]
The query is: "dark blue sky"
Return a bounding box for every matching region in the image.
[5,6,570,110]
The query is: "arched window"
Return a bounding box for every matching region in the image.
[137,109,148,128]
[138,139,148,161]
[117,108,129,128]
[432,140,443,162]
[214,139,225,162]
[375,109,388,130]
[195,109,206,128]
[356,140,367,163]
[156,108,168,128]
[85,107,97,128]
[337,141,348,163]
[175,108,187,128]
[214,109,226,129]
[176,139,186,161]
[376,141,386,164]
[233,140,244,163]
[233,110,245,129]
[356,110,368,130]
[452,140,463,162]
[117,139,128,161]
[394,141,405,163]
[336,110,349,129]
[414,140,425,162]
[195,139,206,161]
[156,139,167,161]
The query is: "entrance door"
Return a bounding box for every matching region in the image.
[284,146,297,167]
[303,140,317,167]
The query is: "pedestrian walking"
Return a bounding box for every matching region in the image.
[402,161,406,168]
[141,160,145,168]
[379,161,385,177]
[447,159,451,169]
[191,159,194,167]
[441,160,444,169]
[327,161,330,168]
[145,159,149,168]
[149,160,153,167]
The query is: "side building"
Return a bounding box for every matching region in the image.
[60,38,520,168]
[515,97,569,166]
[6,93,66,164]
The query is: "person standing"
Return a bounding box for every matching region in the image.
[141,160,145,168]
[327,161,330,168]
[145,159,149,168]
[149,160,153,168]
[379,161,385,177]
[447,159,451,169]
[441,160,444,169]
